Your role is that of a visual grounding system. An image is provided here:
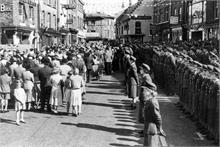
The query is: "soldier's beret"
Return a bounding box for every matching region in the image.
[142,63,150,71]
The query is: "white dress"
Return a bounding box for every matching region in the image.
[49,74,62,106]
[70,75,83,107]
[14,88,27,111]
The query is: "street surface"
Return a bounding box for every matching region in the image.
[0,73,216,147]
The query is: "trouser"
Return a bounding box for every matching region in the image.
[40,86,52,111]
[86,69,92,83]
[105,62,112,75]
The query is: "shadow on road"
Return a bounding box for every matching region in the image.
[61,122,136,137]
[0,118,16,125]
[86,91,124,96]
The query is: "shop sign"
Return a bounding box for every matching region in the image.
[170,16,179,24]
[19,0,36,6]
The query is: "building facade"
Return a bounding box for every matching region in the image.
[0,0,38,46]
[0,0,85,49]
[76,0,86,42]
[116,0,153,43]
[85,12,115,41]
[39,0,60,47]
[153,0,219,42]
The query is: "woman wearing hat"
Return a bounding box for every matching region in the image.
[141,85,166,146]
[138,63,152,123]
[127,56,139,109]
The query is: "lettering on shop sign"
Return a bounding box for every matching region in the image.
[0,4,12,12]
[19,0,36,6]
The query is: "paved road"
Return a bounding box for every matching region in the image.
[0,72,216,147]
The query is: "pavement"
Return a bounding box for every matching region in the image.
[0,72,217,147]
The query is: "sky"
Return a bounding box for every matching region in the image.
[83,0,138,16]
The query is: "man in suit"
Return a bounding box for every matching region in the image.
[38,58,52,112]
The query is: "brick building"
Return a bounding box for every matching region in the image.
[116,0,153,43]
[0,0,38,46]
[85,12,115,41]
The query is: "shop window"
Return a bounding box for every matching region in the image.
[135,21,141,34]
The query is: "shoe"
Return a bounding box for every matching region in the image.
[20,120,26,123]
[4,110,9,113]
[16,121,20,126]
[54,110,58,114]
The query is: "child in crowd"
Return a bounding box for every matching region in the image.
[0,68,12,113]
[14,80,26,126]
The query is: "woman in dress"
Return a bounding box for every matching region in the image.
[22,64,34,111]
[49,68,62,114]
[70,68,83,116]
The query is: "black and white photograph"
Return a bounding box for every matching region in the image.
[0,0,219,146]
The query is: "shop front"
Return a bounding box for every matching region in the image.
[1,26,35,45]
[40,28,61,47]
[171,27,182,43]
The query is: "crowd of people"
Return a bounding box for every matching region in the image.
[0,41,115,125]
[0,39,219,145]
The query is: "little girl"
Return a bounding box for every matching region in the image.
[14,80,26,126]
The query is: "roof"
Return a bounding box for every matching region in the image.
[116,0,143,21]
[85,12,115,20]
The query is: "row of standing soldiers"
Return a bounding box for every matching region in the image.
[151,45,220,143]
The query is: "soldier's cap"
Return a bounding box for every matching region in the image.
[167,47,173,52]
[141,63,150,71]
[194,61,203,67]
[207,65,214,71]
[214,67,220,73]
[130,56,136,61]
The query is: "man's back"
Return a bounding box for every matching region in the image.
[38,65,52,87]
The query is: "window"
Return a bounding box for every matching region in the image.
[91,30,96,32]
[41,11,45,27]
[48,13,51,28]
[19,3,25,23]
[215,1,218,19]
[91,20,95,25]
[179,7,182,21]
[53,15,56,29]
[29,6,34,24]
[135,21,141,34]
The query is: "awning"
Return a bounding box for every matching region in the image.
[69,28,78,34]
[59,28,69,35]
[2,25,35,34]
[40,28,61,37]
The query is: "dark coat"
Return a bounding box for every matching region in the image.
[144,97,162,135]
[38,65,52,88]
